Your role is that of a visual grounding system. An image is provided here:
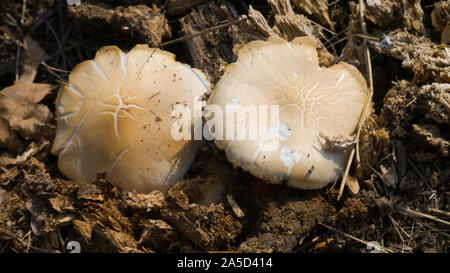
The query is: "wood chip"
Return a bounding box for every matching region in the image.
[345,176,360,195]
[227,194,244,218]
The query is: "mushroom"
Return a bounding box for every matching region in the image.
[206,36,368,189]
[51,45,209,193]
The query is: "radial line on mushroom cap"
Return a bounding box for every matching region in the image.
[56,105,92,154]
[304,82,321,99]
[184,66,210,92]
[335,73,345,87]
[279,104,303,123]
[76,136,83,179]
[68,84,85,98]
[90,60,108,81]
[96,83,144,139]
[120,52,127,76]
[106,147,130,179]
[252,143,263,167]
[57,88,85,121]
[139,48,158,74]
[225,126,249,151]
[58,111,77,120]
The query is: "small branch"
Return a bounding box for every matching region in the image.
[0,227,53,253]
[337,148,355,201]
[428,208,450,219]
[406,157,432,191]
[396,207,450,227]
[355,0,374,164]
[336,0,374,201]
[227,194,244,218]
[160,18,247,48]
[319,222,394,253]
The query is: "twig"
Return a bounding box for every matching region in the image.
[325,36,348,50]
[45,21,67,70]
[20,0,27,25]
[389,215,405,243]
[0,241,11,253]
[24,230,31,253]
[308,18,336,35]
[337,148,355,201]
[41,61,70,73]
[0,227,51,253]
[41,61,67,83]
[324,33,377,49]
[227,194,244,218]
[160,18,247,48]
[355,0,374,164]
[406,157,432,191]
[428,208,450,218]
[323,24,353,47]
[336,0,374,201]
[328,0,341,7]
[319,222,394,253]
[415,221,450,238]
[396,206,450,227]
[15,39,21,83]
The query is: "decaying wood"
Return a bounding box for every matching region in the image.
[68,3,171,46]
[290,0,334,30]
[160,179,243,251]
[179,0,336,83]
[373,30,450,84]
[227,194,244,218]
[179,0,247,83]
[364,0,425,34]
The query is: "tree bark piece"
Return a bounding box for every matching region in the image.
[179,0,247,83]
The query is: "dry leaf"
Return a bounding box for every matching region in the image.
[0,82,54,140]
[0,117,23,153]
[290,0,334,30]
[20,35,50,83]
[0,35,54,153]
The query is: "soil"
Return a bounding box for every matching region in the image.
[0,0,449,253]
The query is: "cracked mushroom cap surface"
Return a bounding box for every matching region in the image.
[207,36,369,189]
[52,45,209,193]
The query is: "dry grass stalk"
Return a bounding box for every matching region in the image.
[396,206,450,227]
[319,222,394,253]
[338,0,374,201]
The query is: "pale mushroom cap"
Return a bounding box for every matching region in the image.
[207,36,368,189]
[52,45,209,193]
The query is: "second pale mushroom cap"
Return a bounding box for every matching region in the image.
[52,45,209,193]
[207,36,368,189]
